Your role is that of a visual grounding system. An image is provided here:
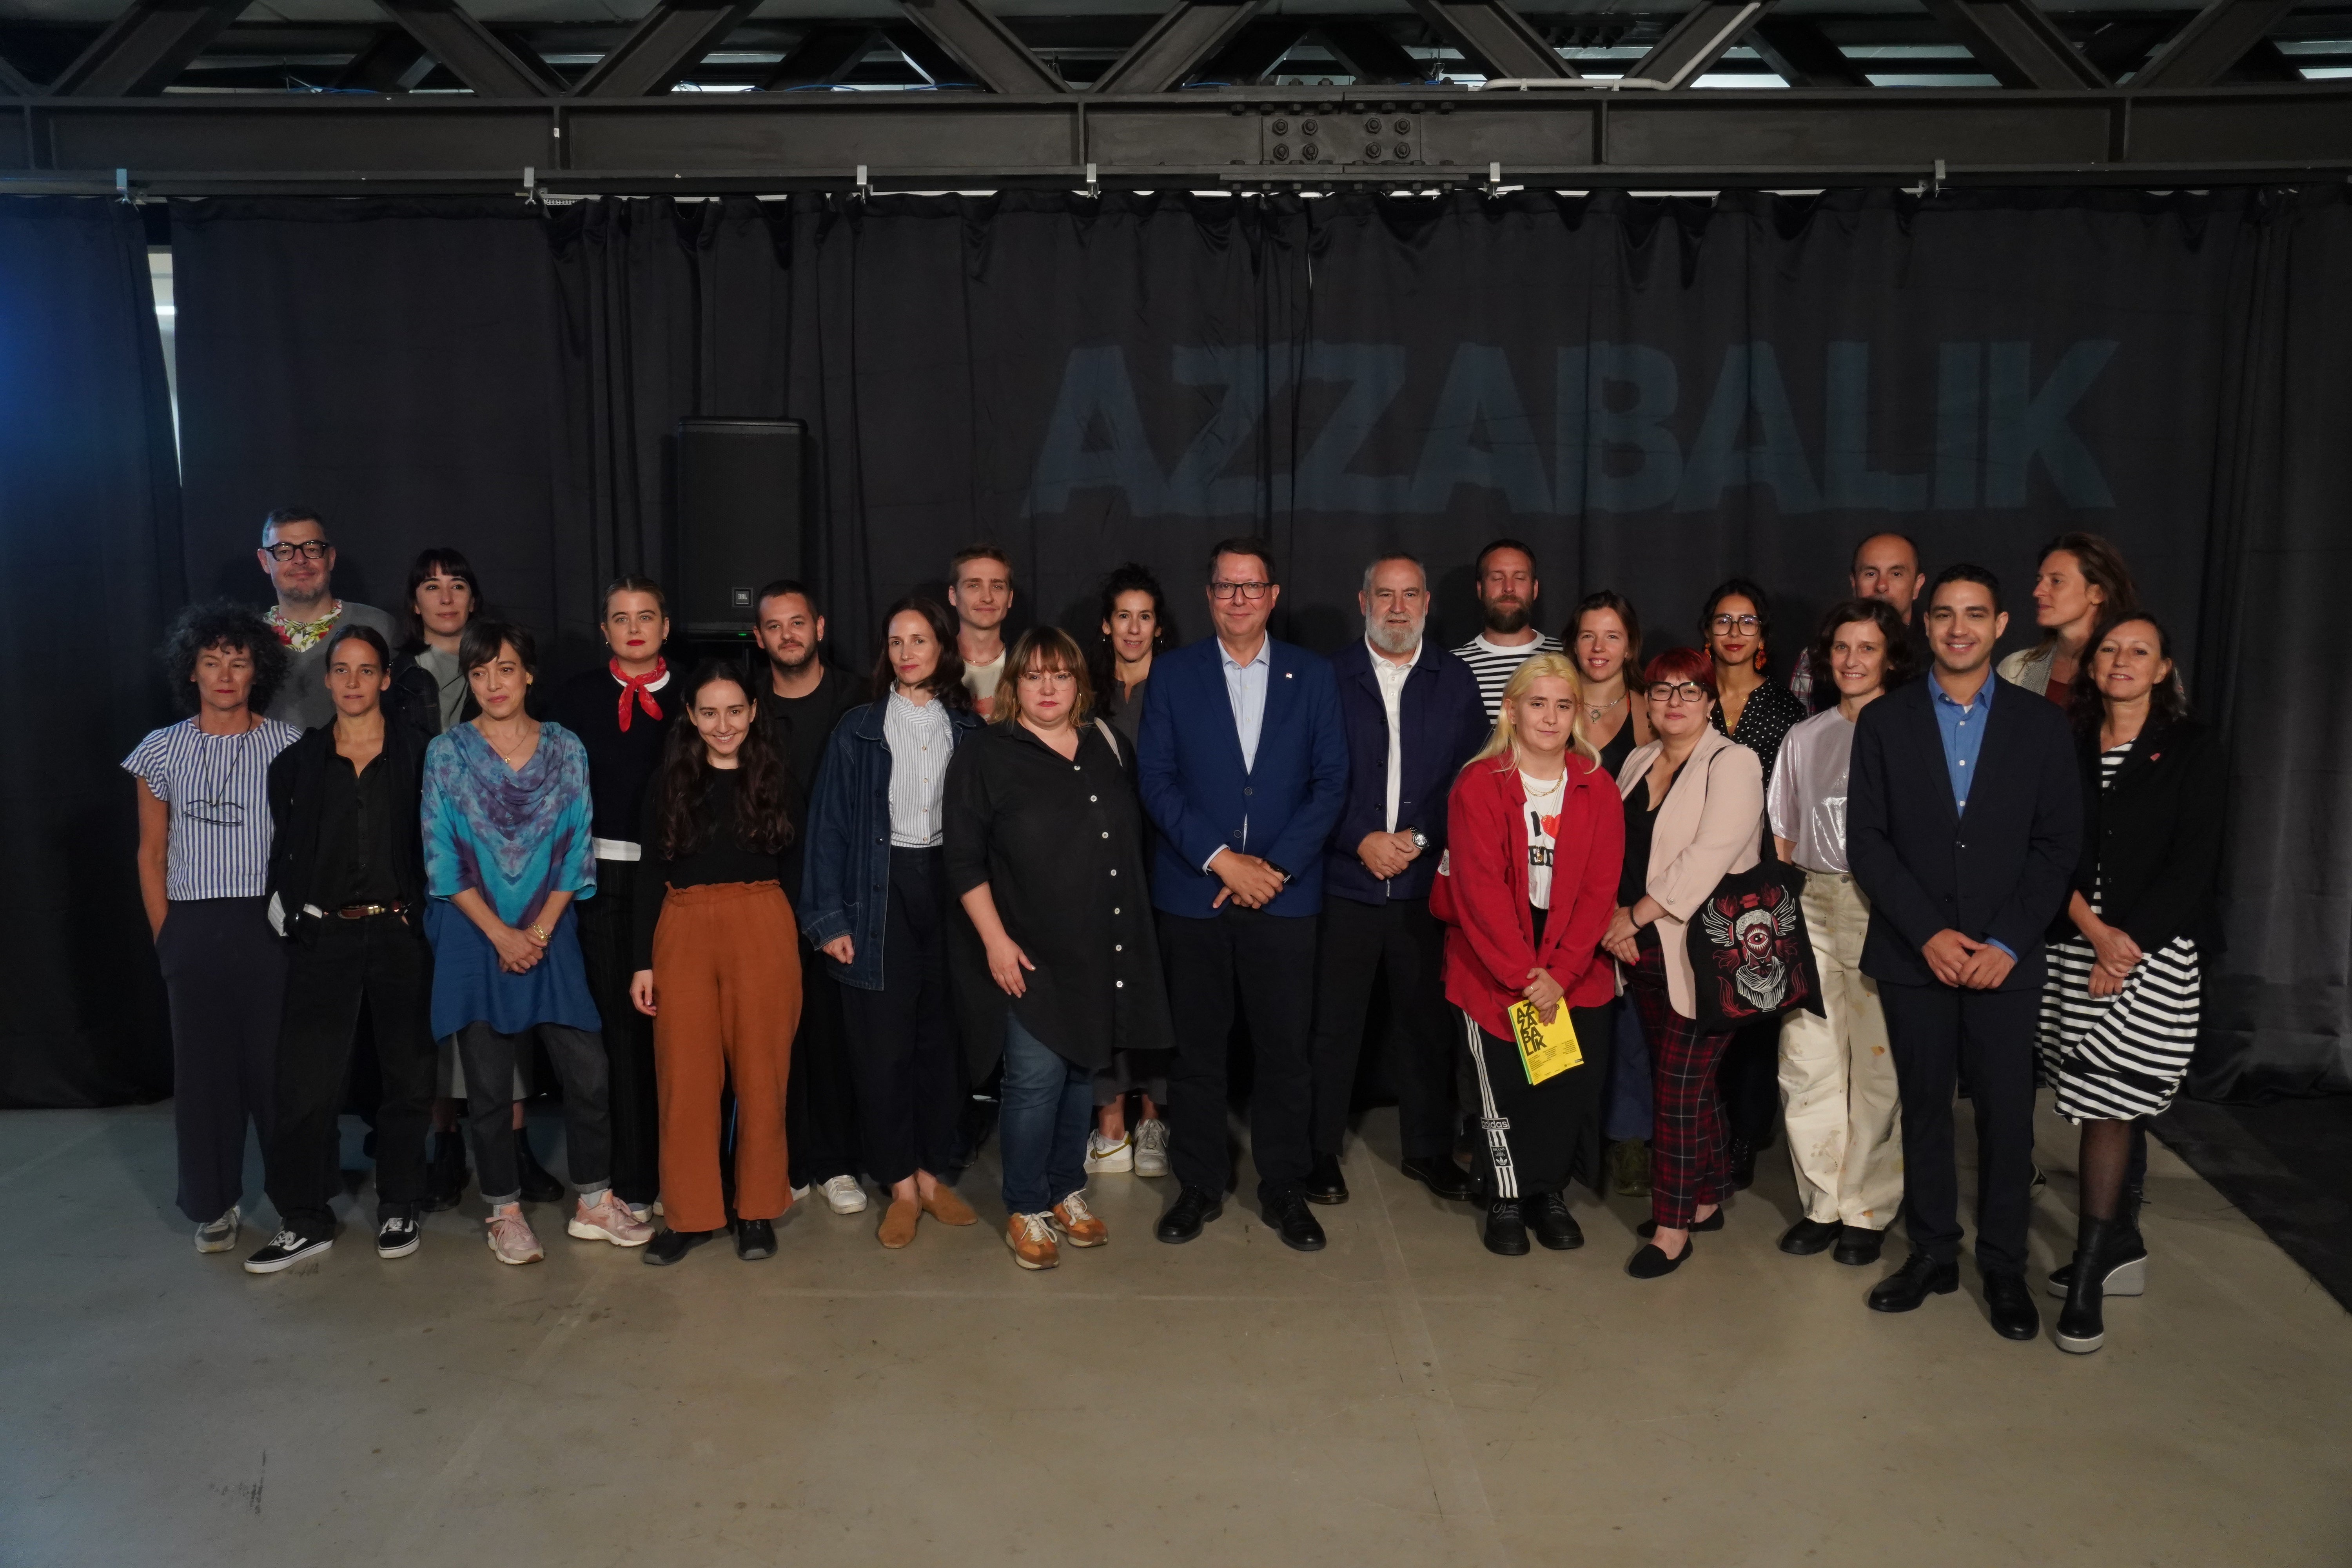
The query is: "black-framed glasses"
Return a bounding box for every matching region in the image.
[1209,580,1272,601]
[1648,681,1708,704]
[1709,613,1760,634]
[263,540,332,563]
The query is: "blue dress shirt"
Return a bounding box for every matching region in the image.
[1221,635,1271,769]
[1930,669,2013,959]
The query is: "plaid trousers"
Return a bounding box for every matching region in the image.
[1627,928,1738,1229]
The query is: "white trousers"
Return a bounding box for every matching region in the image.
[1777,870,1904,1229]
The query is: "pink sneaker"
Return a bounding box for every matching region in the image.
[567,1191,654,1248]
[485,1207,544,1266]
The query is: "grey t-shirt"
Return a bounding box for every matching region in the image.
[265,601,402,730]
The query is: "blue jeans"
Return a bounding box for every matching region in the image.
[999,1014,1093,1216]
[1604,998,1655,1142]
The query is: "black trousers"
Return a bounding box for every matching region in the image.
[1462,1005,1615,1198]
[787,935,861,1188]
[576,857,660,1206]
[1308,894,1457,1164]
[262,913,436,1232]
[157,898,287,1224]
[1717,1016,1783,1148]
[838,848,961,1188]
[1160,904,1318,1206]
[1881,980,2041,1276]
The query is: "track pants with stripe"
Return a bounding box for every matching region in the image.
[1463,1005,1616,1200]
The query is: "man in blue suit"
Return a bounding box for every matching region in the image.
[1304,553,1489,1209]
[1137,536,1349,1250]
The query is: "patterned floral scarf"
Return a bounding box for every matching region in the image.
[267,601,344,653]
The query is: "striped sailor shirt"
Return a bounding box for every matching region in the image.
[122,717,301,901]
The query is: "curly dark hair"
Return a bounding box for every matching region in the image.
[2067,611,2187,736]
[654,662,794,859]
[1809,599,1919,697]
[1087,562,1174,700]
[162,600,289,715]
[869,596,971,711]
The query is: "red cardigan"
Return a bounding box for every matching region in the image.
[1432,750,1626,1040]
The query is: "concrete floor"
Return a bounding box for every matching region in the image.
[4,1098,2348,1568]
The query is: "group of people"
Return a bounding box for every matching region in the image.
[128,509,2220,1357]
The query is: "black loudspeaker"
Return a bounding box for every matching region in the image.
[674,417,807,635]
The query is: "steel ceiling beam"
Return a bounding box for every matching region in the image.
[1312,20,1431,85]
[1402,0,1577,80]
[332,27,430,91]
[49,0,247,97]
[570,0,761,96]
[1918,0,2109,88]
[0,52,36,96]
[1748,16,1873,85]
[895,0,1068,92]
[1091,0,1267,94]
[1629,0,1774,87]
[762,24,886,89]
[1199,16,1314,83]
[2129,0,2298,87]
[372,0,553,96]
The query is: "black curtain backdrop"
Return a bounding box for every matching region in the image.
[18,184,2341,1104]
[0,198,181,1108]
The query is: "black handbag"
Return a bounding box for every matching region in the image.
[1682,776,1826,1033]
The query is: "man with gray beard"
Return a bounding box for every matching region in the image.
[1303,554,1491,1205]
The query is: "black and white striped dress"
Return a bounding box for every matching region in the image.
[2036,744,2202,1122]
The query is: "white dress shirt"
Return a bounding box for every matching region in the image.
[1368,637,1420,834]
[883,689,954,847]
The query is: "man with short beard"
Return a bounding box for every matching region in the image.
[1304,554,1489,1207]
[1452,538,1563,721]
[254,508,399,730]
[753,579,871,1215]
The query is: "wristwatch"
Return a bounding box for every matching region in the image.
[1408,828,1431,852]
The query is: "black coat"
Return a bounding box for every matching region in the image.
[1847,674,2083,992]
[265,716,430,942]
[942,721,1175,1077]
[2048,716,2226,955]
[1321,639,1489,905]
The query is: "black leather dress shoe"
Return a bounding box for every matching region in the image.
[1155,1185,1223,1244]
[1483,1199,1530,1256]
[1727,1136,1758,1192]
[1779,1218,1842,1256]
[1637,1209,1724,1239]
[1833,1225,1886,1267]
[1401,1155,1479,1203]
[1867,1252,1959,1312]
[1261,1192,1328,1252]
[1527,1191,1584,1250]
[1982,1269,2042,1342]
[643,1227,717,1267]
[734,1217,776,1260]
[1305,1151,1349,1205]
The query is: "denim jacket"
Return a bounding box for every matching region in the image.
[797,695,984,992]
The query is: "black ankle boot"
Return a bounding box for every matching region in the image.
[2056,1216,2114,1354]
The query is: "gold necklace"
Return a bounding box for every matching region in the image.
[1584,691,1626,722]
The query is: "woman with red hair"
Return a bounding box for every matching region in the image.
[1601,646,1766,1278]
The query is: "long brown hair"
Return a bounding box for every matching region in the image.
[2029,533,2140,659]
[654,662,793,858]
[869,596,971,711]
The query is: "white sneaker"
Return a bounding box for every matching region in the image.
[1133,1119,1171,1178]
[820,1175,869,1215]
[567,1191,654,1247]
[485,1208,544,1265]
[1086,1131,1134,1174]
[195,1205,240,1254]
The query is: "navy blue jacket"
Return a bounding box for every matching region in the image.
[1321,640,1490,905]
[797,696,985,991]
[1136,635,1348,920]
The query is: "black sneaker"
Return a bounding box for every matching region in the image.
[245,1227,334,1274]
[377,1215,422,1259]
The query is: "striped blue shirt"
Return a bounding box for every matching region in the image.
[122,718,301,901]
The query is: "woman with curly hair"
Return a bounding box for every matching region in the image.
[627,663,804,1267]
[123,600,299,1257]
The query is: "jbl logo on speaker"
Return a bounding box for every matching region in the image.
[730,586,754,610]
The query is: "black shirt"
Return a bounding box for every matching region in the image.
[1619,783,1660,908]
[316,750,402,909]
[1711,675,1807,792]
[550,664,683,849]
[942,722,1175,1071]
[631,768,792,969]
[758,662,869,902]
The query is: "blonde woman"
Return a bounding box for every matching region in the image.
[1431,654,1625,1256]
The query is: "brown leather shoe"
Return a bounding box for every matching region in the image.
[877,1198,920,1249]
[919,1184,978,1226]
[1004,1213,1060,1270]
[1049,1192,1108,1247]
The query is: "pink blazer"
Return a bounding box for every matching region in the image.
[1615,726,1766,1020]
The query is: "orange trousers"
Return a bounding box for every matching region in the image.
[650,881,803,1232]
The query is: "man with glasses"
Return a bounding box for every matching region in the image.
[255,508,399,730]
[1847,564,2080,1343]
[1304,554,1488,1207]
[1452,539,1562,721]
[1789,533,1931,709]
[1137,537,1348,1251]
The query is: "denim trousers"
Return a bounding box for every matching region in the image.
[998,1013,1092,1216]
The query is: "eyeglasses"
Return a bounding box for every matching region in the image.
[1709,614,1760,634]
[1209,581,1272,601]
[263,541,331,563]
[1648,682,1708,704]
[1017,669,1074,685]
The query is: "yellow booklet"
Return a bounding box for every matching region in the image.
[1508,998,1584,1086]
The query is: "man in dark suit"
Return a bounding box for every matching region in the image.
[1137,536,1349,1250]
[1305,553,1489,1208]
[1847,563,2082,1341]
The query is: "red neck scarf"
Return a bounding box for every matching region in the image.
[612,658,667,731]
